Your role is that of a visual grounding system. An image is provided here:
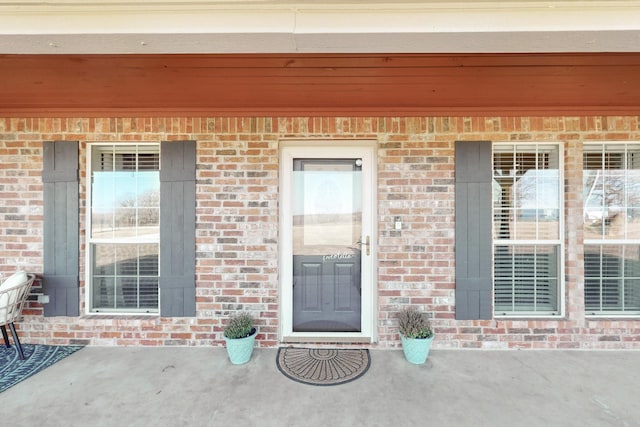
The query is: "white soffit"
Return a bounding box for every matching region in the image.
[0,0,639,53]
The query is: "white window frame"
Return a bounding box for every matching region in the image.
[583,141,640,317]
[492,142,565,318]
[85,142,161,315]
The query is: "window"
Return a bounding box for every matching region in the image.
[493,144,562,315]
[88,144,160,313]
[583,143,640,315]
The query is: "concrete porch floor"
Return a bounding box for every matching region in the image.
[1,347,639,427]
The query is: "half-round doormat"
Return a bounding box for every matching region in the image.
[276,347,370,386]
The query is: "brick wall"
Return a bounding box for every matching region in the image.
[1,116,640,349]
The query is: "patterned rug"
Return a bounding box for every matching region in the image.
[0,344,84,393]
[276,348,370,386]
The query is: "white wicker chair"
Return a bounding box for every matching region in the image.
[0,272,36,360]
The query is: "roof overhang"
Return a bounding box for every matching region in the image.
[1,1,640,54]
[2,2,640,117]
[2,52,640,117]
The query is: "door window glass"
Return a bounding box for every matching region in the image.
[292,159,363,332]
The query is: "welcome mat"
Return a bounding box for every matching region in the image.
[276,348,370,386]
[0,344,84,394]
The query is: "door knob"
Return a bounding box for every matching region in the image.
[356,236,370,256]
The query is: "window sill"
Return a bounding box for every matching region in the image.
[82,313,160,320]
[494,313,564,320]
[585,313,640,319]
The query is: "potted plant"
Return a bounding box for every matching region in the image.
[398,308,435,364]
[223,313,257,365]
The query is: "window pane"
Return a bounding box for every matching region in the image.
[89,144,160,313]
[91,171,116,239]
[91,243,159,312]
[493,144,561,315]
[117,277,139,309]
[494,245,559,313]
[138,208,160,232]
[493,145,560,242]
[114,172,137,205]
[584,144,640,241]
[584,144,640,315]
[114,207,137,238]
[139,244,159,276]
[91,146,160,240]
[584,244,640,314]
[583,169,605,240]
[624,279,640,312]
[137,171,160,206]
[115,244,138,275]
[140,277,160,308]
[493,149,515,176]
[92,277,115,310]
[602,170,625,239]
[493,208,511,240]
[93,244,115,275]
[627,170,640,239]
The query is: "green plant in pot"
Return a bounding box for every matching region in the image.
[398,308,434,364]
[223,313,257,365]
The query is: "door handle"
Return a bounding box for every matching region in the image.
[356,236,370,256]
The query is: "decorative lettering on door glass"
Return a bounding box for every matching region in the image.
[322,252,355,262]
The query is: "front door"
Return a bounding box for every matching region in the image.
[280,143,376,341]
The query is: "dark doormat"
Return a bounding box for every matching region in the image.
[0,344,84,393]
[276,347,370,386]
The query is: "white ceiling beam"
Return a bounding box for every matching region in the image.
[1,1,639,53]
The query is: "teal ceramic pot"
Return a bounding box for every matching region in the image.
[224,328,257,365]
[400,333,434,364]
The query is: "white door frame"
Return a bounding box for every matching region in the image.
[279,140,377,343]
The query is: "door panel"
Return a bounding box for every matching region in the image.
[300,262,321,311]
[293,255,361,332]
[335,262,359,311]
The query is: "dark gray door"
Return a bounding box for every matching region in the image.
[292,159,363,332]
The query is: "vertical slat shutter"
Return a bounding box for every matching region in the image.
[160,140,196,317]
[455,141,492,320]
[42,141,79,316]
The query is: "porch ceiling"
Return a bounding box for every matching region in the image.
[1,53,640,117]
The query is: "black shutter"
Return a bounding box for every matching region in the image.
[455,141,492,320]
[42,141,79,316]
[160,140,196,317]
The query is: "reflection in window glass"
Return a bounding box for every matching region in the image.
[584,144,640,314]
[493,144,562,315]
[89,145,160,313]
